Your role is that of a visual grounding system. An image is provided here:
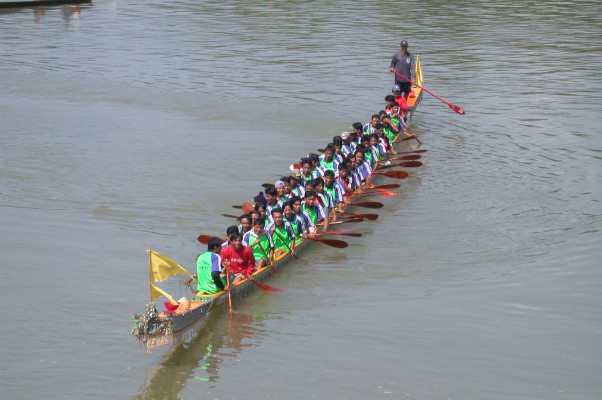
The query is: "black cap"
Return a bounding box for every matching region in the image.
[400,40,409,47]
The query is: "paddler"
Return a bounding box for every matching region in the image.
[352,149,373,189]
[302,190,329,232]
[312,177,337,222]
[282,201,308,243]
[238,213,253,235]
[291,195,317,238]
[340,131,356,157]
[263,186,282,223]
[242,218,274,270]
[266,208,297,258]
[221,231,255,286]
[391,85,408,119]
[323,169,346,213]
[194,237,227,295]
[363,114,380,136]
[318,145,339,176]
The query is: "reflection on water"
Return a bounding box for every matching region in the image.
[134,311,261,399]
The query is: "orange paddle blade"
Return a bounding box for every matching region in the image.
[242,202,254,214]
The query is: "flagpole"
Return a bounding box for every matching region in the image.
[148,249,153,302]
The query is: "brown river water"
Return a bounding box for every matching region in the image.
[1,1,601,399]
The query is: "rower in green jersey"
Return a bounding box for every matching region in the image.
[195,237,226,295]
[282,201,308,244]
[266,208,297,258]
[242,218,274,270]
[312,177,337,222]
[323,169,345,213]
[319,145,338,175]
[381,112,400,143]
[302,190,329,232]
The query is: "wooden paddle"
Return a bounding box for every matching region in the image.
[330,217,364,225]
[249,278,280,293]
[221,213,241,219]
[371,183,401,190]
[339,211,379,221]
[241,202,254,214]
[397,149,428,154]
[316,230,362,238]
[225,267,234,315]
[370,170,409,179]
[353,189,396,198]
[389,154,422,161]
[378,161,423,170]
[346,201,384,209]
[308,237,348,248]
[197,234,221,245]
[393,70,466,115]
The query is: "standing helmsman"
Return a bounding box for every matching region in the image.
[389,39,415,98]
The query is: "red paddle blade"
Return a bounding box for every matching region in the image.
[449,103,466,115]
[376,189,397,196]
[373,183,400,190]
[399,161,422,168]
[253,280,281,293]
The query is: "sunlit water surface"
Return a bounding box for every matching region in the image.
[1,1,601,399]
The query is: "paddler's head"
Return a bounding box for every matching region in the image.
[208,237,223,253]
[228,232,243,250]
[252,218,265,235]
[323,169,335,187]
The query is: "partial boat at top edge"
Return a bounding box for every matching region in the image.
[0,0,90,9]
[132,57,425,353]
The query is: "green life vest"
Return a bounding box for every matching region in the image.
[324,185,337,206]
[302,203,318,225]
[272,225,291,252]
[249,232,271,260]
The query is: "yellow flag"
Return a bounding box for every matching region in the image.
[148,250,191,283]
[414,55,424,87]
[149,283,178,305]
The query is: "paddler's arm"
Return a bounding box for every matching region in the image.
[184,274,197,286]
[321,216,329,232]
[212,271,226,291]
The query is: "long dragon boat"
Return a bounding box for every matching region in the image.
[132,57,425,352]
